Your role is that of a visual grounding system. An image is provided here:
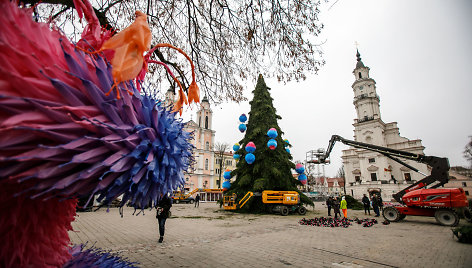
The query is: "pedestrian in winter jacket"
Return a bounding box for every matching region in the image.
[156,194,173,243]
[333,197,341,218]
[372,194,380,217]
[340,196,348,218]
[326,197,333,216]
[362,194,371,215]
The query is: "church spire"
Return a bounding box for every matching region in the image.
[356,49,365,69]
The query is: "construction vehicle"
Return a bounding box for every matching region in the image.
[312,135,470,226]
[173,188,224,204]
[223,190,307,216]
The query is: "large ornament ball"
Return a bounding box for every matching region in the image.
[233,143,240,151]
[267,139,277,150]
[295,163,305,174]
[286,148,291,153]
[239,114,247,123]
[245,153,255,164]
[238,124,246,133]
[245,142,256,153]
[298,173,307,183]
[222,180,231,190]
[267,128,278,138]
[284,139,290,145]
[223,170,232,180]
[233,154,240,160]
[300,180,307,185]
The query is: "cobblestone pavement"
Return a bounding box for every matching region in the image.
[69,202,472,268]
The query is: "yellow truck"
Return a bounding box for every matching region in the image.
[173,188,224,204]
[223,190,307,216]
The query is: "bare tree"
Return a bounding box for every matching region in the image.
[214,142,229,188]
[464,136,472,168]
[25,0,326,104]
[336,164,346,195]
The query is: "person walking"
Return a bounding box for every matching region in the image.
[333,197,341,219]
[362,194,371,215]
[372,194,380,217]
[326,196,333,216]
[156,194,173,243]
[195,194,200,208]
[340,196,348,218]
[378,195,384,212]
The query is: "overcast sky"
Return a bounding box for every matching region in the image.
[184,0,472,177]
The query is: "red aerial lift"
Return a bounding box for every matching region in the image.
[311,135,470,226]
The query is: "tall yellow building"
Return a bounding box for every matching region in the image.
[183,95,216,192]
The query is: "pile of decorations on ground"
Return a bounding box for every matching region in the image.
[299,217,390,228]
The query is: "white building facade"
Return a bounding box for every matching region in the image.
[343,51,430,201]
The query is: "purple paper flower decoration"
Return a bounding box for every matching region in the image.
[64,244,138,267]
[0,43,194,209]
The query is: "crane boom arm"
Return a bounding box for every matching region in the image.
[319,135,450,203]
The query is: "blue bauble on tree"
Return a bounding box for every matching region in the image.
[298,174,307,184]
[233,143,240,151]
[222,180,231,190]
[233,154,240,160]
[267,139,277,150]
[267,128,278,138]
[238,124,246,133]
[245,142,256,153]
[239,114,247,123]
[223,170,232,180]
[245,153,255,164]
[295,163,305,174]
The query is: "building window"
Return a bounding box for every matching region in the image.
[205,116,209,129]
[205,141,209,151]
[465,191,469,196]
[226,160,232,166]
[355,176,361,182]
[216,168,220,175]
[205,159,209,170]
[198,116,201,127]
[370,173,377,181]
[359,72,362,79]
[404,173,411,182]
[216,159,221,165]
[186,177,189,182]
[368,158,375,163]
[462,182,467,187]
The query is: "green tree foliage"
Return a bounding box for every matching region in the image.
[227,74,312,212]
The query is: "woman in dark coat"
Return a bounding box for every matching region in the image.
[333,197,341,219]
[156,194,173,243]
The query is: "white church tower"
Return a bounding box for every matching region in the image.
[343,50,430,201]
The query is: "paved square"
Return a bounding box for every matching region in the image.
[69,202,472,267]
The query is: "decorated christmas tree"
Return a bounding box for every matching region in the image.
[227,74,313,212]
